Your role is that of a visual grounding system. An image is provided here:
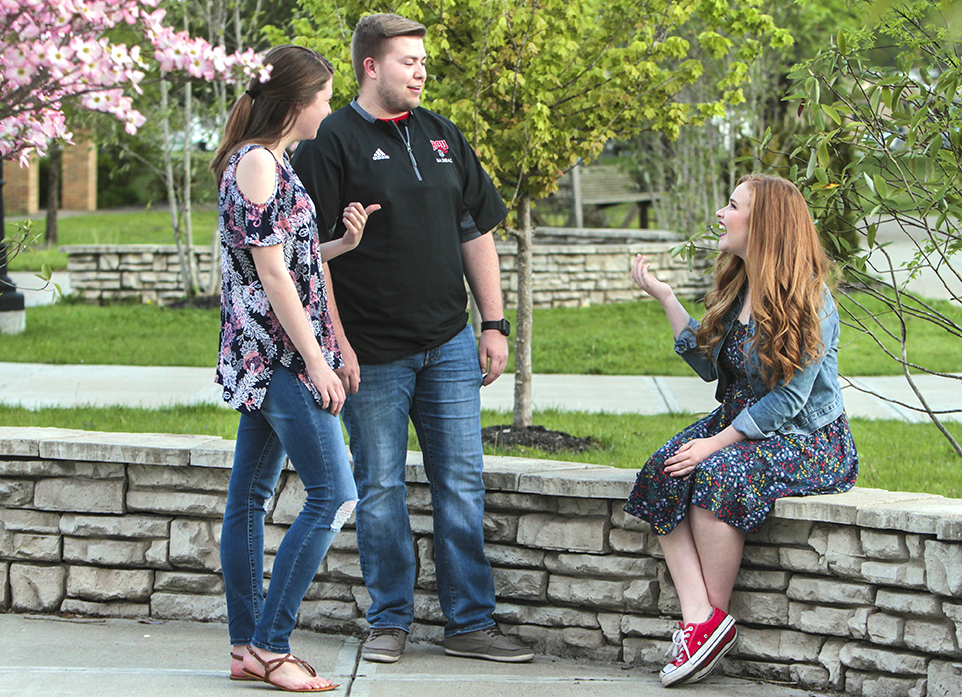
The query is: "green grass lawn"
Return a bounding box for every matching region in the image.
[1,404,958,497]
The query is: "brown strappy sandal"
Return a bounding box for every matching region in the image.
[242,645,339,693]
[230,651,255,681]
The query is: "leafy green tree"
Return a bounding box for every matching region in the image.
[291,0,789,426]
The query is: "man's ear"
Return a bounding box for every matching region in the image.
[362,56,378,82]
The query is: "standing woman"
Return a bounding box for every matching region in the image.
[211,45,379,693]
[625,174,857,687]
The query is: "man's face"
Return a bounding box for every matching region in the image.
[371,36,427,116]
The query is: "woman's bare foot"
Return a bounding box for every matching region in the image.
[230,645,250,680]
[243,645,335,692]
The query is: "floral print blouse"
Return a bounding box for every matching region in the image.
[216,143,341,413]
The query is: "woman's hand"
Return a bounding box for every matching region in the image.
[340,202,381,251]
[663,437,723,478]
[631,254,674,304]
[306,360,347,416]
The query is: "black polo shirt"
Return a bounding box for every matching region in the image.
[292,102,508,364]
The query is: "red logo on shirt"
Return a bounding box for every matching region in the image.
[430,139,449,156]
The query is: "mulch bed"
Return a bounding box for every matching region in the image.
[480,424,600,453]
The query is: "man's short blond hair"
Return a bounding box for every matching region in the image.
[351,13,427,86]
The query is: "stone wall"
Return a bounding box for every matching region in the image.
[62,230,712,306]
[2,427,960,696]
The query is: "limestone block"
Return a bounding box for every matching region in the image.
[724,659,791,683]
[543,552,655,579]
[498,603,601,632]
[622,637,670,669]
[189,440,236,470]
[928,660,962,697]
[145,539,168,567]
[845,670,926,697]
[63,537,162,568]
[299,599,360,626]
[0,427,86,456]
[2,509,61,533]
[861,529,910,561]
[608,528,649,554]
[876,588,942,617]
[840,641,928,674]
[1,459,123,479]
[484,491,551,512]
[735,626,823,663]
[787,576,875,604]
[483,512,519,542]
[100,253,120,270]
[352,585,372,616]
[154,571,224,595]
[517,514,609,553]
[128,464,230,493]
[789,664,831,691]
[741,544,780,568]
[944,604,962,647]
[507,624,618,663]
[596,612,621,643]
[34,478,124,513]
[38,432,221,466]
[819,637,848,689]
[413,591,444,623]
[409,513,434,535]
[518,466,632,500]
[408,623,444,644]
[169,519,221,572]
[554,498,609,516]
[904,619,960,657]
[753,518,812,545]
[867,612,905,646]
[656,563,680,616]
[849,607,875,640]
[735,569,791,591]
[0,562,7,609]
[861,560,926,589]
[406,484,432,511]
[67,566,153,601]
[60,599,149,618]
[324,551,362,583]
[610,508,650,532]
[0,479,34,507]
[925,539,962,597]
[60,513,171,540]
[859,497,962,536]
[482,543,545,568]
[493,567,547,601]
[546,575,627,610]
[416,537,436,590]
[151,592,227,622]
[729,591,789,626]
[562,627,604,649]
[789,602,860,637]
[620,615,678,639]
[303,581,354,602]
[624,579,659,612]
[11,533,61,561]
[127,490,226,517]
[779,547,828,574]
[10,563,66,611]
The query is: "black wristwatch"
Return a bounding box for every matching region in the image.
[481,319,511,336]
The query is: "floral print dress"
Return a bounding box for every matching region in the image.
[215,143,341,413]
[624,321,858,535]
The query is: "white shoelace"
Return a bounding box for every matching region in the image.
[666,626,693,662]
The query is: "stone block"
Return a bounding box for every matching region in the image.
[10,563,66,611]
[944,604,962,647]
[493,567,547,601]
[789,663,831,691]
[413,591,445,623]
[154,571,224,595]
[38,432,221,467]
[840,641,928,674]
[555,498,610,516]
[0,562,7,609]
[0,427,86,456]
[151,592,227,622]
[169,519,221,572]
[64,537,167,568]
[735,569,791,591]
[724,659,792,683]
[1,460,124,479]
[34,478,124,513]
[928,660,962,697]
[845,670,926,697]
[622,637,670,668]
[299,599,360,627]
[0,479,34,507]
[405,484,432,511]
[867,612,905,646]
[904,619,960,657]
[409,514,433,535]
[861,560,926,589]
[2,509,61,533]
[561,627,605,649]
[60,598,150,618]
[324,552,362,583]
[656,563,680,616]
[789,602,860,637]
[729,591,789,626]
[303,581,355,602]
[483,543,545,568]
[518,465,632,500]
[819,637,848,689]
[859,497,962,536]
[11,533,61,561]
[547,575,627,611]
[60,513,171,540]
[127,490,226,517]
[624,579,659,612]
[926,539,962,597]
[779,547,828,574]
[753,518,812,545]
[517,514,608,553]
[352,585,372,616]
[483,512,519,542]
[861,529,910,561]
[67,566,153,601]
[543,552,655,578]
[484,491,551,512]
[610,508,650,532]
[128,464,230,493]
[416,537,436,590]
[188,440,236,470]
[735,626,823,663]
[619,615,677,640]
[876,589,942,617]
[741,544,780,568]
[608,528,649,554]
[787,576,875,604]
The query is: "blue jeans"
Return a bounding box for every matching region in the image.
[221,366,357,653]
[342,324,496,637]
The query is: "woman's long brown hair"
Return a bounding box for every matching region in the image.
[211,45,333,184]
[697,174,837,388]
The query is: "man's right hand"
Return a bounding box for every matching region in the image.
[336,339,361,394]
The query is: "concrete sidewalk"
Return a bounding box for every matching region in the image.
[0,361,959,423]
[0,615,820,697]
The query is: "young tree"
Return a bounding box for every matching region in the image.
[293,0,788,426]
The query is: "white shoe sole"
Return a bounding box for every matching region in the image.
[660,617,737,687]
[444,648,535,662]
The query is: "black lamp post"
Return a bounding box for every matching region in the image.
[0,158,27,333]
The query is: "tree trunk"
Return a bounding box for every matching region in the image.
[160,76,192,296]
[512,190,534,428]
[182,73,199,294]
[45,144,60,247]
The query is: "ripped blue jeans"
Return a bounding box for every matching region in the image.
[221,365,357,653]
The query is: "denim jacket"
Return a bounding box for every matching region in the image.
[673,288,845,439]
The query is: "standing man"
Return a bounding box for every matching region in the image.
[292,14,532,665]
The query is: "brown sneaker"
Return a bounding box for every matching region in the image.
[443,625,534,662]
[361,627,407,663]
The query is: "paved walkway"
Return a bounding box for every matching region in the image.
[0,615,821,697]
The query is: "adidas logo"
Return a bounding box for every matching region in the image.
[372,149,390,160]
